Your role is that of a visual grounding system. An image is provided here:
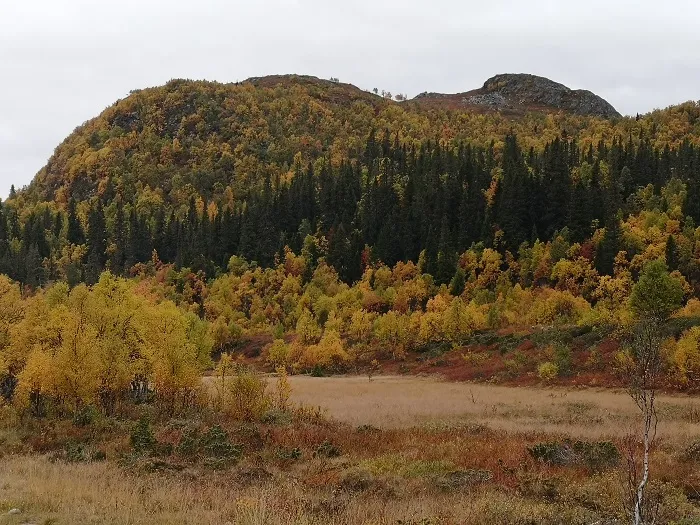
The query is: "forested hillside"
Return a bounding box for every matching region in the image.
[4,75,700,288]
[1,75,700,391]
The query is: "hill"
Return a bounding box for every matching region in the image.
[1,73,699,288]
[21,73,698,210]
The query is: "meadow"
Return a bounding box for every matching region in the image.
[2,375,700,525]
[280,375,700,440]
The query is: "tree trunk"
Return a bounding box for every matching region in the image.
[634,425,650,525]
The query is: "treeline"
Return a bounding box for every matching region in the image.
[4,175,700,410]
[3,131,700,290]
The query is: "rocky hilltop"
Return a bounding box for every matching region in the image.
[414,73,621,118]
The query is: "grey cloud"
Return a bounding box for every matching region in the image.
[1,0,699,197]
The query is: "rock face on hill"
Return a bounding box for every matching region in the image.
[414,73,621,118]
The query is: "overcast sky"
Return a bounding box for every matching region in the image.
[1,0,699,198]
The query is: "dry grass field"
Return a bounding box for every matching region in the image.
[283,375,700,442]
[3,376,700,524]
[0,454,628,525]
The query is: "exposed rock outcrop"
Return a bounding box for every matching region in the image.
[414,73,620,118]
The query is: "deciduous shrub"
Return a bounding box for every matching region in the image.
[538,362,559,382]
[265,339,291,368]
[223,365,271,421]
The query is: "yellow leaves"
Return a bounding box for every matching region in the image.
[145,301,202,404]
[425,294,449,314]
[6,272,210,414]
[479,249,503,289]
[418,310,444,347]
[296,310,321,345]
[210,317,243,353]
[348,309,375,344]
[282,248,306,278]
[661,177,687,220]
[15,300,102,411]
[54,312,102,407]
[222,363,271,421]
[134,185,164,217]
[375,311,412,358]
[676,298,700,318]
[211,352,235,411]
[484,167,501,206]
[441,298,474,345]
[265,339,291,369]
[0,275,24,351]
[14,349,56,410]
[372,266,393,291]
[550,257,599,299]
[528,289,592,326]
[274,366,291,411]
[537,361,559,382]
[593,274,631,313]
[4,293,54,375]
[672,327,700,386]
[299,329,349,370]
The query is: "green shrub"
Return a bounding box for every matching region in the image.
[573,440,620,472]
[528,440,619,472]
[200,425,241,460]
[310,365,326,377]
[528,441,575,466]
[554,345,572,376]
[130,418,156,454]
[683,440,700,462]
[175,427,200,457]
[356,424,380,434]
[64,441,89,462]
[518,472,560,502]
[175,425,242,465]
[72,405,99,427]
[61,441,106,463]
[260,409,292,425]
[339,467,376,492]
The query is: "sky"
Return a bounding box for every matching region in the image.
[1,0,699,198]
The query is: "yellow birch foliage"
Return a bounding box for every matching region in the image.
[299,329,349,370]
[673,327,700,386]
[9,272,211,414]
[143,301,202,407]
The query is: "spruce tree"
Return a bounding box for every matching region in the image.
[665,235,678,272]
[66,198,84,245]
[86,200,107,283]
[595,214,621,276]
